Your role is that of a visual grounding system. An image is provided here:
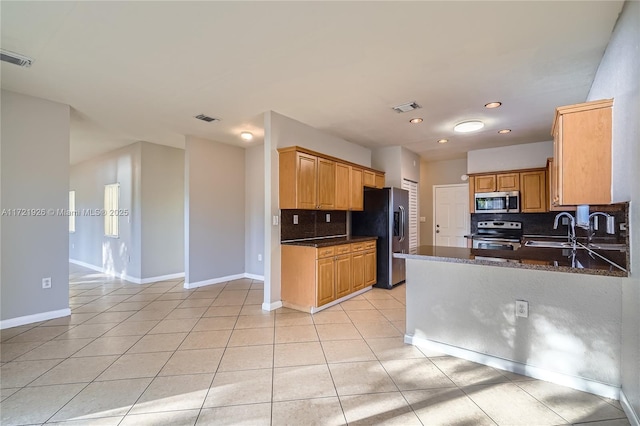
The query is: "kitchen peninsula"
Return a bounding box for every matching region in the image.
[395,245,626,399]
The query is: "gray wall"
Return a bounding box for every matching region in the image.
[419,158,468,245]
[587,0,639,416]
[406,259,623,388]
[185,136,245,285]
[245,144,264,277]
[1,90,70,322]
[371,146,420,187]
[70,142,143,280]
[264,111,372,307]
[140,142,184,278]
[467,141,553,174]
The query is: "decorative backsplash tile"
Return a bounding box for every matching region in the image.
[281,209,347,241]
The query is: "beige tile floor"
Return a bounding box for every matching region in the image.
[0,264,630,425]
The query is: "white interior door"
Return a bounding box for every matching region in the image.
[433,184,469,247]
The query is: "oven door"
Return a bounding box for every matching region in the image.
[472,238,521,250]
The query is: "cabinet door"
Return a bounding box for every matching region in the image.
[316,257,335,306]
[335,163,350,211]
[335,254,352,299]
[497,173,519,191]
[475,175,496,192]
[520,171,546,213]
[317,158,336,209]
[351,251,365,291]
[375,173,385,189]
[468,176,476,213]
[363,170,376,187]
[350,167,364,211]
[297,153,318,209]
[364,249,377,286]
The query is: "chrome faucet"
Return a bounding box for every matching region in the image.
[587,212,615,244]
[553,212,576,246]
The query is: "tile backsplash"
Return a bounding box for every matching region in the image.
[281,209,347,241]
[471,203,628,242]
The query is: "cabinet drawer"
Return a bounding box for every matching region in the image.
[317,247,335,258]
[335,244,351,255]
[363,240,376,250]
[350,242,364,252]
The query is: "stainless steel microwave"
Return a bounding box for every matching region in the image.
[474,191,520,213]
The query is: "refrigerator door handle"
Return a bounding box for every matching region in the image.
[398,205,406,243]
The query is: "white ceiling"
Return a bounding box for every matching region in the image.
[0,1,623,164]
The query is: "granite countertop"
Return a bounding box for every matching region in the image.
[282,235,377,248]
[394,245,628,277]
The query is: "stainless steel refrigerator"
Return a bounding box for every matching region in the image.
[351,187,409,289]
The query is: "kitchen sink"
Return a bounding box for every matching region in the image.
[524,240,574,248]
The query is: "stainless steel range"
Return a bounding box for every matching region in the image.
[472,220,523,250]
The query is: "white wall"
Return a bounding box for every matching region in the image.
[467,141,553,174]
[419,158,468,245]
[185,136,245,287]
[70,142,143,280]
[1,91,70,324]
[245,144,265,278]
[140,142,184,278]
[587,0,639,418]
[371,146,420,187]
[406,259,623,394]
[264,111,372,308]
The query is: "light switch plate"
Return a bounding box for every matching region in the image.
[420,217,426,223]
[273,215,279,226]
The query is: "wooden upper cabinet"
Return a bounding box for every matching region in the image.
[547,158,575,212]
[374,173,385,189]
[363,170,376,188]
[335,163,350,210]
[350,167,364,211]
[475,175,496,192]
[552,99,616,205]
[520,170,546,213]
[317,158,336,209]
[279,150,317,210]
[497,173,520,191]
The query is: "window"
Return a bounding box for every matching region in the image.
[104,183,119,238]
[69,190,76,233]
[401,179,419,251]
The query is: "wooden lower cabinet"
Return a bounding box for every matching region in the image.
[281,240,377,312]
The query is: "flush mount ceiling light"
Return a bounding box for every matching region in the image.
[498,129,512,134]
[240,131,253,141]
[392,102,421,113]
[454,120,484,133]
[484,101,502,109]
[437,139,449,144]
[0,49,33,67]
[409,118,423,124]
[194,114,219,123]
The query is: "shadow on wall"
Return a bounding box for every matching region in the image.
[101,240,130,279]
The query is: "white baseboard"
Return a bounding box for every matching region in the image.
[184,273,246,289]
[405,335,621,400]
[281,286,372,314]
[621,390,640,426]
[245,273,265,281]
[0,308,71,330]
[262,301,283,311]
[70,259,184,285]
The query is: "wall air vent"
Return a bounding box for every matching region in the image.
[392,102,421,113]
[194,114,219,123]
[0,49,33,68]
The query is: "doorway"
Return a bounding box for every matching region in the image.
[433,184,469,247]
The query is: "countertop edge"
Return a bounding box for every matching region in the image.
[282,236,378,248]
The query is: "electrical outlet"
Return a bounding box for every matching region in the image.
[515,300,528,318]
[273,215,279,226]
[42,277,52,289]
[258,254,262,262]
[293,215,298,225]
[326,213,330,222]
[620,223,628,231]
[420,217,426,223]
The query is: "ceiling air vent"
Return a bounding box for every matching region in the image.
[0,49,33,68]
[392,102,421,113]
[194,114,219,123]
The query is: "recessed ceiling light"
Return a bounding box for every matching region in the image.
[485,102,502,109]
[454,120,484,133]
[240,131,253,141]
[498,129,512,134]
[409,118,423,124]
[438,139,448,144]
